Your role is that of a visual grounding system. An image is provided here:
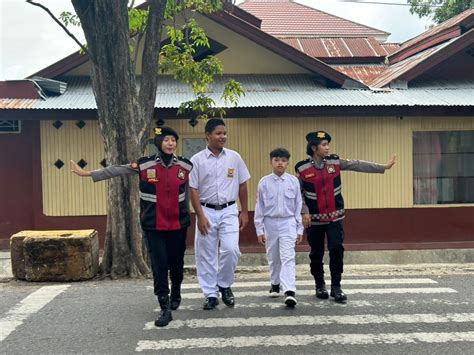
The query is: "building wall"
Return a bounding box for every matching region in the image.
[68,13,310,76]
[40,116,474,216]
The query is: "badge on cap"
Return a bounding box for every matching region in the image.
[227,168,234,178]
[317,132,326,139]
[154,127,162,135]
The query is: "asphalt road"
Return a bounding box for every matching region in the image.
[1,269,474,354]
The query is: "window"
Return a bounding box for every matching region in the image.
[0,120,21,133]
[146,137,206,158]
[413,130,474,204]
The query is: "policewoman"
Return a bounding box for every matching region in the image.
[70,127,192,327]
[189,118,251,310]
[295,131,396,303]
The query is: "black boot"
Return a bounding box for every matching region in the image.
[330,286,347,303]
[315,283,329,299]
[170,285,182,311]
[155,295,173,327]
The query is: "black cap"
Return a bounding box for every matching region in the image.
[305,131,331,144]
[154,126,179,140]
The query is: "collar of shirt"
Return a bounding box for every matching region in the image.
[313,158,327,170]
[205,146,226,158]
[271,172,287,181]
[154,154,178,167]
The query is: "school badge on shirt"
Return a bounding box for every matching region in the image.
[147,169,158,182]
[177,168,186,180]
[327,166,336,174]
[227,168,234,178]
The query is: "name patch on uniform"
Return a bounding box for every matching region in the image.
[304,173,315,178]
[327,166,335,174]
[147,169,158,182]
[177,168,186,180]
[227,168,234,178]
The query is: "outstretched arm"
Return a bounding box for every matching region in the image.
[70,160,138,182]
[340,154,397,173]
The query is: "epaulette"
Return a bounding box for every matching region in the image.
[176,156,193,171]
[137,155,155,164]
[295,158,312,172]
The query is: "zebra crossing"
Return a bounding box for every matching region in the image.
[136,276,474,352]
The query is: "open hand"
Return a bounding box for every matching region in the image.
[385,154,397,170]
[70,160,91,177]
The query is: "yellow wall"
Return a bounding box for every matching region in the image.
[41,116,474,216]
[67,13,309,76]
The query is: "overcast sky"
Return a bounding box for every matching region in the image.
[0,0,433,80]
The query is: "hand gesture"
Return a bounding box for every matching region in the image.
[385,154,397,170]
[70,160,91,177]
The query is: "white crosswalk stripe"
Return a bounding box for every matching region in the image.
[136,276,472,352]
[136,332,474,351]
[147,287,457,299]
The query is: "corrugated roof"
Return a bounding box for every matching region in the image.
[239,0,389,37]
[280,37,387,59]
[381,43,400,56]
[332,64,388,86]
[1,75,472,109]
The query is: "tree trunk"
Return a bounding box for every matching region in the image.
[71,0,166,277]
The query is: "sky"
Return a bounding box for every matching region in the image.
[0,0,433,80]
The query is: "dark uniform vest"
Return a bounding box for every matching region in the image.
[137,154,192,231]
[295,154,345,223]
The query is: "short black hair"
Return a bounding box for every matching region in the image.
[270,148,290,160]
[205,118,226,134]
[306,142,315,156]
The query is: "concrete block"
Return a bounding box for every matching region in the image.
[12,230,99,282]
[10,233,27,279]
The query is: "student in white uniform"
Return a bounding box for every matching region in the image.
[189,118,251,310]
[254,148,303,307]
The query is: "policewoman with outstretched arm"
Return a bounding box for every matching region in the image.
[295,131,396,303]
[70,127,192,328]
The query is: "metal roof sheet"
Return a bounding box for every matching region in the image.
[239,0,389,37]
[1,75,473,110]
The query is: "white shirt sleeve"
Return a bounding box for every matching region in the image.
[189,154,200,189]
[254,179,265,236]
[237,154,251,184]
[294,177,304,235]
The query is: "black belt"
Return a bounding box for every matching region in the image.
[201,201,235,210]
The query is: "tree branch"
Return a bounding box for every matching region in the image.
[26,0,91,58]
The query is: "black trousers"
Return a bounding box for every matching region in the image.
[144,228,187,297]
[307,221,345,287]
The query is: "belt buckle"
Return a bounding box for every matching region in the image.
[215,204,224,211]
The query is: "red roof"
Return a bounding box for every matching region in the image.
[388,8,474,64]
[239,0,389,37]
[332,65,388,86]
[280,37,387,60]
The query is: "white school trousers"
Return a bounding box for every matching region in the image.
[264,216,297,292]
[194,204,241,298]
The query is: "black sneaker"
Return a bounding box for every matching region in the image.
[203,297,219,310]
[219,286,235,307]
[330,286,347,303]
[284,291,297,308]
[154,308,172,327]
[315,284,329,299]
[269,284,280,298]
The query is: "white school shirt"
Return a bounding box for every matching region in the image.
[254,172,304,236]
[189,147,251,205]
